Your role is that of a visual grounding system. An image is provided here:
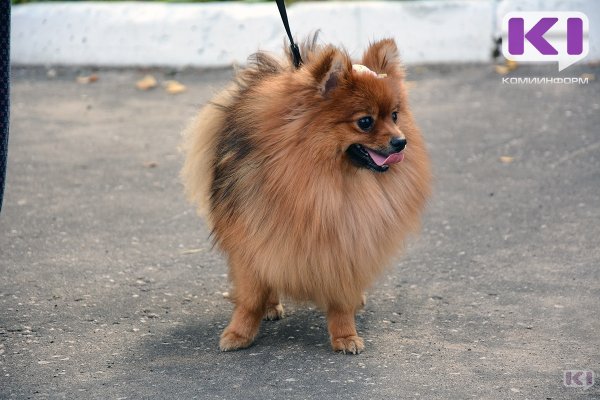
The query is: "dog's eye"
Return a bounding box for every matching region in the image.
[357,116,374,132]
[392,111,398,123]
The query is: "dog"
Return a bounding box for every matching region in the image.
[181,36,431,354]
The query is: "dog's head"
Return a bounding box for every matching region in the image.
[299,39,414,173]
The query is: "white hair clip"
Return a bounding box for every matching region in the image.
[352,64,387,78]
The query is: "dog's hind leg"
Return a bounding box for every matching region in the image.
[219,261,269,351]
[264,289,285,321]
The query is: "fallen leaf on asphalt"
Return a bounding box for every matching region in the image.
[76,74,99,84]
[136,75,158,90]
[164,80,186,94]
[580,73,595,81]
[495,65,509,75]
[143,161,158,168]
[506,60,518,70]
[500,156,514,164]
[495,59,518,75]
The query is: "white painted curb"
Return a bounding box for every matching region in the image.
[10,0,600,67]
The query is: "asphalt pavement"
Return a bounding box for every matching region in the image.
[1,63,599,399]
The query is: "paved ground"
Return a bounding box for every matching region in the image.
[1,63,599,400]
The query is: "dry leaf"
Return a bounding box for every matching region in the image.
[500,156,514,164]
[76,74,99,84]
[580,73,595,81]
[495,65,510,75]
[505,59,518,71]
[495,59,518,75]
[164,80,186,94]
[136,75,157,90]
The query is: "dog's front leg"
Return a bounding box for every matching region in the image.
[326,305,364,354]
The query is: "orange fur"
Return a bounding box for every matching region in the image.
[181,37,431,353]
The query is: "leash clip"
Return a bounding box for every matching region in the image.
[276,0,303,69]
[290,43,302,69]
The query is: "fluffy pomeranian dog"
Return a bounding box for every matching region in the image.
[181,36,431,354]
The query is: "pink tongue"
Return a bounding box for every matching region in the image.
[366,149,405,166]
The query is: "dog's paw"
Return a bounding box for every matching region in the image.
[331,335,365,355]
[219,330,254,352]
[264,303,285,321]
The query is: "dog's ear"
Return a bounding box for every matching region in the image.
[308,47,350,97]
[361,39,404,78]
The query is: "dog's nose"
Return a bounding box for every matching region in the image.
[390,137,407,151]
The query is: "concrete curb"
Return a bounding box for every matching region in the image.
[10,0,600,67]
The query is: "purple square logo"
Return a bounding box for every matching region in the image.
[502,12,589,71]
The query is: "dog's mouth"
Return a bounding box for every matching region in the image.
[346,144,405,172]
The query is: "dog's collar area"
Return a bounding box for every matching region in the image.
[346,144,390,173]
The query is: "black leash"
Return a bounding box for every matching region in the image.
[275,0,302,68]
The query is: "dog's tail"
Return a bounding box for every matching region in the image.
[180,85,236,223]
